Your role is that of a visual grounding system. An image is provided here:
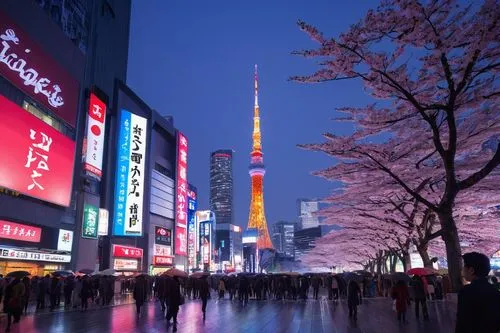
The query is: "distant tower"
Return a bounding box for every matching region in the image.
[246,65,273,249]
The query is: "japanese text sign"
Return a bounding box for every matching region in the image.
[175,132,188,255]
[112,244,143,259]
[82,203,98,239]
[153,255,173,266]
[113,110,147,236]
[0,95,75,207]
[0,248,71,263]
[0,220,41,243]
[154,226,171,246]
[84,93,106,178]
[0,11,79,127]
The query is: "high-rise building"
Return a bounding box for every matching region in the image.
[210,150,233,225]
[210,150,234,262]
[294,226,323,258]
[272,221,296,258]
[246,65,273,249]
[297,199,320,230]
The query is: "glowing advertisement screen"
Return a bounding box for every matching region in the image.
[113,110,147,236]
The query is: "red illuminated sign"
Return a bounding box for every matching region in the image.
[0,95,76,207]
[175,132,188,256]
[83,93,106,178]
[0,11,79,127]
[153,255,174,266]
[0,220,41,243]
[112,244,143,259]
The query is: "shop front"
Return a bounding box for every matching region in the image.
[0,219,73,276]
[111,244,143,276]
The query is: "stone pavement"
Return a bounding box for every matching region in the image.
[0,296,458,333]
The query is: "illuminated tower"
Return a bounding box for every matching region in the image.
[247,65,273,249]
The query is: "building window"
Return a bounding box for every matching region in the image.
[155,163,172,178]
[22,101,74,138]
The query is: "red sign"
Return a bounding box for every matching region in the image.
[153,255,174,266]
[0,220,41,243]
[83,93,107,178]
[175,132,188,256]
[112,244,143,259]
[0,95,75,207]
[0,11,79,127]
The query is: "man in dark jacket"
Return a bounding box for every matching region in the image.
[166,276,182,332]
[411,276,429,320]
[199,276,210,320]
[456,252,500,333]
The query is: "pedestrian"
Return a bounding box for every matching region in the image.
[411,276,429,320]
[21,276,30,314]
[63,277,74,308]
[332,276,339,301]
[157,276,167,312]
[4,277,25,332]
[133,275,146,315]
[49,276,59,311]
[166,276,183,332]
[347,279,361,320]
[72,276,82,308]
[455,252,500,333]
[312,276,321,300]
[218,278,226,299]
[80,276,91,311]
[199,276,210,320]
[0,274,5,306]
[392,280,410,323]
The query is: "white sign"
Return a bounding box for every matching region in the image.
[84,93,106,178]
[98,208,109,236]
[113,258,138,271]
[113,110,148,236]
[57,229,73,251]
[0,247,71,263]
[154,244,172,256]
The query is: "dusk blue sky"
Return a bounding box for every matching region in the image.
[127,1,375,228]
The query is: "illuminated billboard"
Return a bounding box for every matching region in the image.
[174,132,188,255]
[187,185,197,269]
[83,93,107,179]
[199,221,212,266]
[113,110,147,236]
[0,95,75,207]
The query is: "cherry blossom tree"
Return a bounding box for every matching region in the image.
[293,0,500,290]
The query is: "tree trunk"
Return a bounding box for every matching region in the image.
[402,252,410,272]
[417,244,433,268]
[390,255,397,273]
[439,212,463,292]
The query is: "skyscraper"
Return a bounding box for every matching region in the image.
[246,65,273,249]
[210,150,234,262]
[272,221,296,258]
[297,199,320,230]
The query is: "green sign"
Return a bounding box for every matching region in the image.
[82,203,99,239]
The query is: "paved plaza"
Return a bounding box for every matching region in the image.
[0,297,457,333]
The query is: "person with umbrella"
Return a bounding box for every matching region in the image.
[199,275,210,320]
[4,276,25,332]
[410,275,429,320]
[392,280,410,323]
[166,276,182,332]
[133,275,146,315]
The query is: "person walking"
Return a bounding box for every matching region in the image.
[332,276,339,301]
[21,276,30,314]
[199,276,210,320]
[411,276,429,320]
[392,280,410,323]
[312,276,321,300]
[455,252,500,333]
[166,276,182,332]
[4,277,25,332]
[133,275,146,315]
[80,276,91,311]
[49,276,59,311]
[218,278,226,300]
[347,280,361,321]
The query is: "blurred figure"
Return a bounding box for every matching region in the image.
[218,278,225,299]
[411,276,429,320]
[80,276,91,311]
[133,275,146,315]
[199,276,210,320]
[347,280,361,320]
[331,276,339,301]
[4,277,25,332]
[21,276,30,314]
[392,280,410,323]
[166,276,182,332]
[455,252,500,333]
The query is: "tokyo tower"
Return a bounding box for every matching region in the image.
[246,64,273,249]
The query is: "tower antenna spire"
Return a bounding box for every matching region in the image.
[254,64,258,107]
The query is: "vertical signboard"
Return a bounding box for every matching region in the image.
[98,208,109,236]
[113,110,147,236]
[174,132,188,255]
[82,203,98,239]
[0,95,75,207]
[84,93,106,178]
[187,187,197,268]
[199,221,211,265]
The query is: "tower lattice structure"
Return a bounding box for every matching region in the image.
[247,65,273,249]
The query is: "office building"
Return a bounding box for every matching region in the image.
[297,199,320,230]
[272,221,296,258]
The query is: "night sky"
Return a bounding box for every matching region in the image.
[127,1,374,228]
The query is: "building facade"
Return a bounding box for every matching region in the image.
[272,221,296,258]
[297,199,320,230]
[0,0,131,276]
[294,226,322,259]
[210,149,234,262]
